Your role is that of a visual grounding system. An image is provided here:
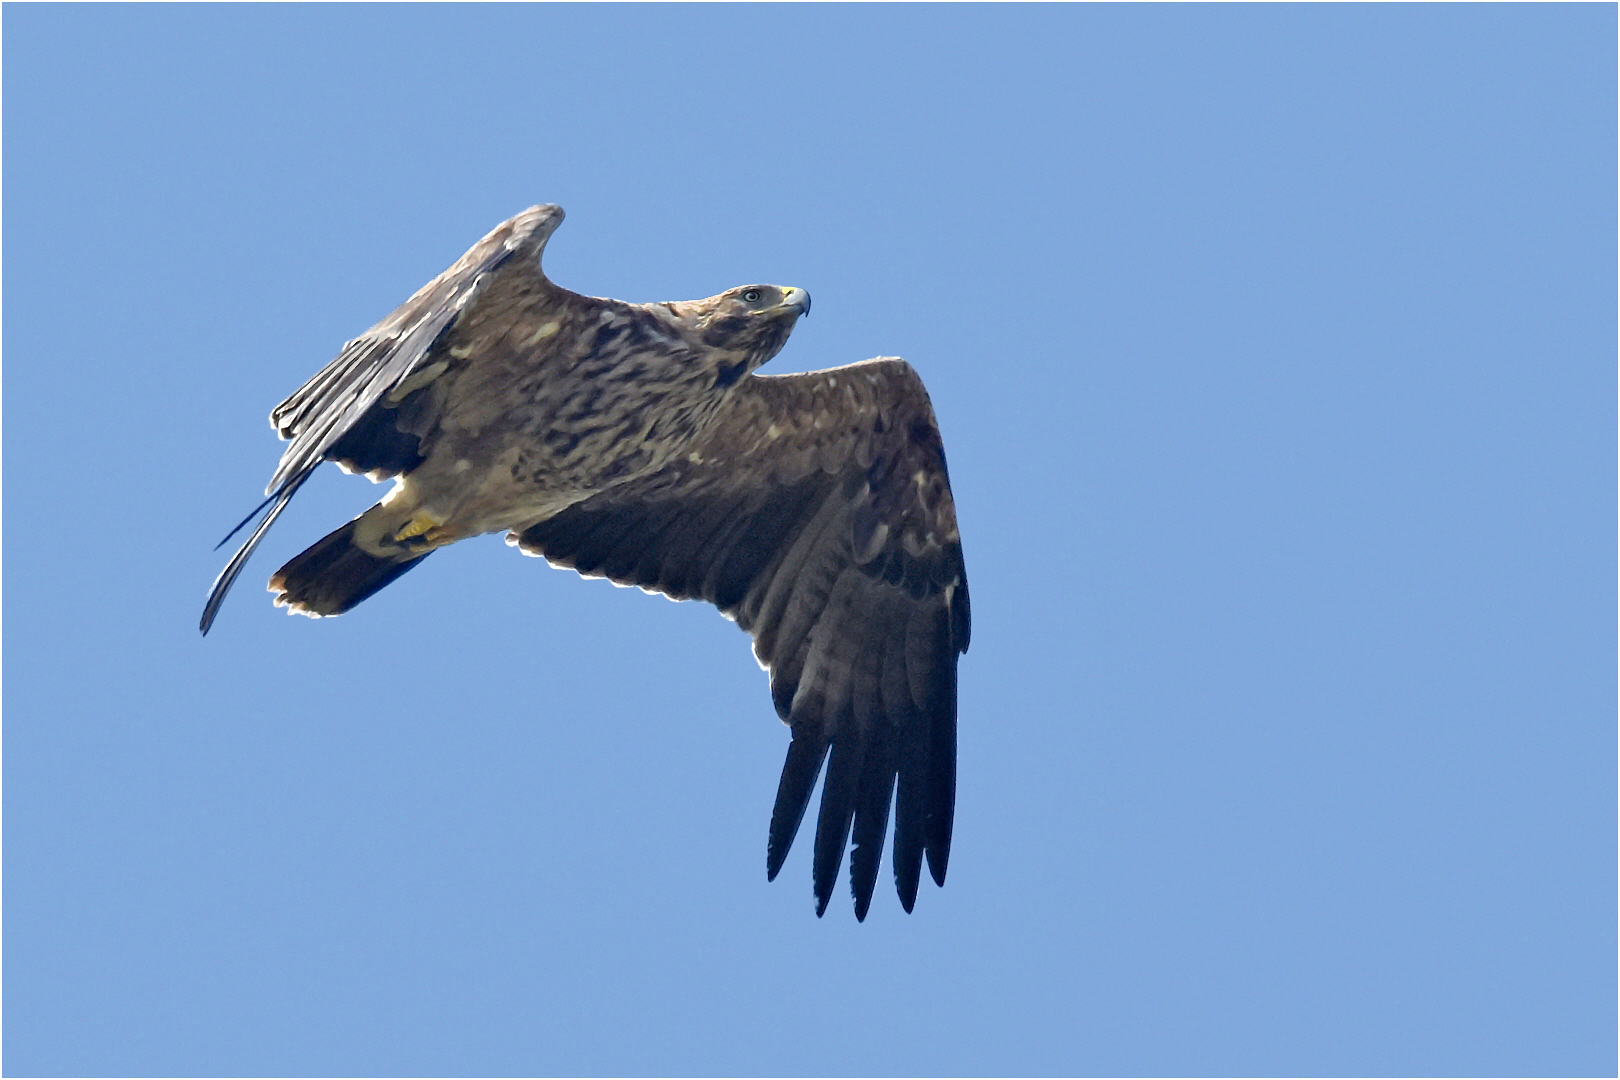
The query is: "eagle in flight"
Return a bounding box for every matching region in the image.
[201,206,970,919]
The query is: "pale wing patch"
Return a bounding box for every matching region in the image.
[385,359,450,404]
[519,319,561,347]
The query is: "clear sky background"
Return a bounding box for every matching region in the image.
[4,5,1614,1076]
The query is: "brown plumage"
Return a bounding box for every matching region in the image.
[201,205,969,919]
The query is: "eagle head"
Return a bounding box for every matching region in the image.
[688,284,811,387]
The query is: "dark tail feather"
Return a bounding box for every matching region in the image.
[269,514,431,618]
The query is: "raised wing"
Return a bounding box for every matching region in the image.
[267,204,565,493]
[512,359,969,918]
[199,204,565,634]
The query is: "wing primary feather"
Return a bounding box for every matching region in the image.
[812,725,863,918]
[925,644,959,887]
[199,471,312,635]
[953,573,973,651]
[905,605,958,887]
[766,731,829,883]
[213,491,279,551]
[893,735,928,912]
[801,571,865,916]
[888,633,927,912]
[849,746,899,922]
[848,610,901,921]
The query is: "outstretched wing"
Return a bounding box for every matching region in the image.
[512,359,969,919]
[200,204,566,634]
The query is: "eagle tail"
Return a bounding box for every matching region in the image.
[269,508,432,618]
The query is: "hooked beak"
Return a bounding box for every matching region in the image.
[780,286,811,317]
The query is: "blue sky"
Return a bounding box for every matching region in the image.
[4,5,1613,1076]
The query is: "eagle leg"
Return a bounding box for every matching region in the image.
[393,510,456,550]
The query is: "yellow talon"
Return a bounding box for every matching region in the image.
[394,510,446,544]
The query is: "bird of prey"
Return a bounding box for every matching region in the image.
[201,205,970,919]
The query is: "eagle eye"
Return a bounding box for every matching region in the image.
[742,288,763,304]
